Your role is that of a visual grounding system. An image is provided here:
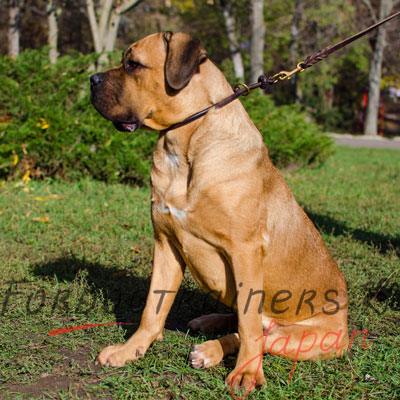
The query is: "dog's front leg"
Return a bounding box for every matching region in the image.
[96,236,185,367]
[226,248,266,390]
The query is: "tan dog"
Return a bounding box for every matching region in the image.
[90,32,348,391]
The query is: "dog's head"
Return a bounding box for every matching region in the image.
[90,32,208,132]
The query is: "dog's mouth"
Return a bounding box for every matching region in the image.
[113,120,141,132]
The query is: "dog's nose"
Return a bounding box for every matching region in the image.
[90,73,104,87]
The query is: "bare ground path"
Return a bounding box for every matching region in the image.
[329,133,400,150]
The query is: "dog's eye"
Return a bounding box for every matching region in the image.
[125,59,142,73]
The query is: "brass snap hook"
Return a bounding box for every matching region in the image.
[271,62,305,82]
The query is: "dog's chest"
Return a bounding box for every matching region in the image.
[150,148,192,234]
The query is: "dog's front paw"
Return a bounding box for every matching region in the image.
[96,343,146,367]
[226,363,265,392]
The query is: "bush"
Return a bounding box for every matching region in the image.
[0,48,156,185]
[240,93,335,168]
[0,49,334,185]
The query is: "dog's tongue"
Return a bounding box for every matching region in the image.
[122,122,137,132]
[113,120,140,132]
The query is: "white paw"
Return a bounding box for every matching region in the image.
[189,344,212,369]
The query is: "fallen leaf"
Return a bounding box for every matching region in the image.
[130,245,141,253]
[22,169,31,183]
[33,216,50,223]
[111,270,128,277]
[36,118,49,130]
[34,195,61,201]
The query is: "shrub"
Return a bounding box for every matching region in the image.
[0,48,156,185]
[240,93,335,168]
[0,49,334,185]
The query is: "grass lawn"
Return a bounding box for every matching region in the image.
[0,146,399,399]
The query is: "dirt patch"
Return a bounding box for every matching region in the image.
[1,373,111,399]
[3,375,72,397]
[57,345,101,371]
[0,345,110,399]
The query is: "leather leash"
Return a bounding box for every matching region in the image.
[164,10,400,133]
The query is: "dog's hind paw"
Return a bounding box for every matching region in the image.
[188,313,237,333]
[189,341,224,369]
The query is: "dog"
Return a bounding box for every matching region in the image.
[90,32,349,391]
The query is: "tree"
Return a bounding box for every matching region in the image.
[30,0,64,63]
[86,0,143,67]
[289,0,303,103]
[249,0,265,84]
[47,0,63,64]
[363,0,396,136]
[221,0,244,80]
[8,0,23,59]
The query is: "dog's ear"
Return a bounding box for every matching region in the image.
[163,32,208,91]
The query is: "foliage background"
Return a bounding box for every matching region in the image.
[1,0,399,134]
[0,48,334,183]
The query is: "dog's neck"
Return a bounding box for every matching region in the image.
[159,60,244,159]
[161,119,201,160]
[150,61,264,214]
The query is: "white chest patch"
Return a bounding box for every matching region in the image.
[157,201,170,214]
[262,232,270,247]
[166,153,180,168]
[170,206,186,220]
[155,201,186,221]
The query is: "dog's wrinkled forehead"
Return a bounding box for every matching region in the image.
[121,32,207,91]
[122,33,166,67]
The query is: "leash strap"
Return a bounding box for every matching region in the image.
[164,10,400,132]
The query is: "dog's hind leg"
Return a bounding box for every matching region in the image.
[189,307,349,370]
[189,333,240,369]
[261,307,349,361]
[188,313,237,333]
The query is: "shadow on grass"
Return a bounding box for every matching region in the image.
[32,256,233,338]
[305,209,400,255]
[364,279,400,312]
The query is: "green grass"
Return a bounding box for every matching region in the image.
[0,146,399,399]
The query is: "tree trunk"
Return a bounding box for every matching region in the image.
[99,0,114,44]
[249,0,265,84]
[364,0,394,136]
[8,0,21,60]
[104,10,121,52]
[97,8,121,67]
[47,0,59,64]
[289,0,302,103]
[86,0,142,69]
[221,0,244,80]
[86,0,102,54]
